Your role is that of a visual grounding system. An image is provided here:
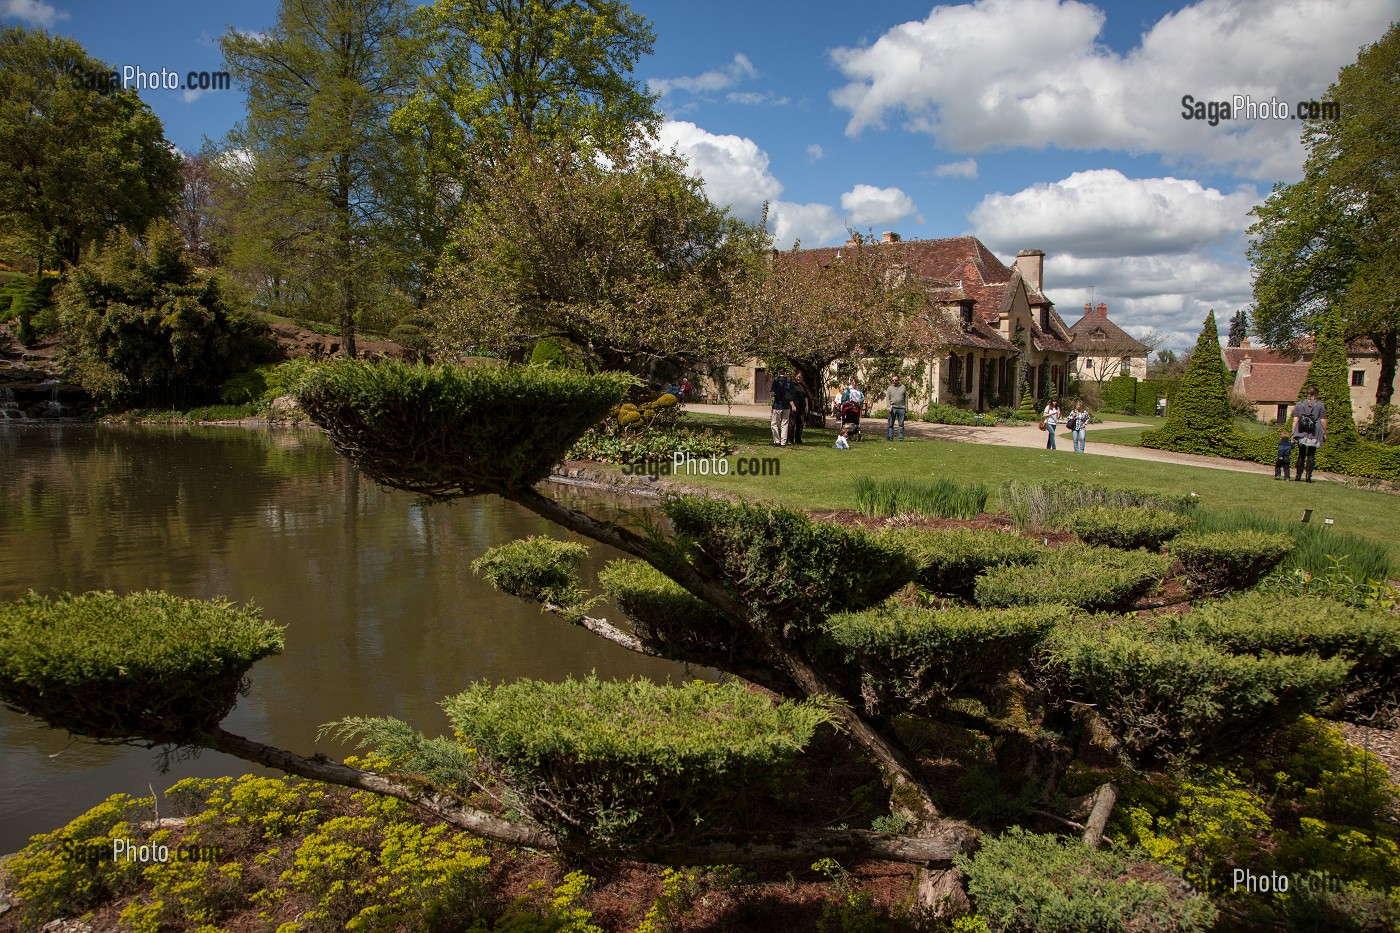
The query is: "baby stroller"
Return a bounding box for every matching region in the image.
[838,399,864,441]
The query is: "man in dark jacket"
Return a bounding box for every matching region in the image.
[787,373,810,445]
[770,371,794,446]
[1292,384,1327,482]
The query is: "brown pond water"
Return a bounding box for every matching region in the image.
[0,424,690,853]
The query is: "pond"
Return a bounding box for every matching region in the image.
[0,424,687,854]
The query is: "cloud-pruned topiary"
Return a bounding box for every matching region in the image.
[443,676,834,848]
[294,361,634,499]
[0,591,283,747]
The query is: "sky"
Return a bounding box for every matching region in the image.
[5,0,1398,351]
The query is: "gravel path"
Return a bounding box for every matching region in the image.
[689,403,1296,478]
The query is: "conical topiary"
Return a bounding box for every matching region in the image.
[1142,311,1245,456]
[1015,377,1038,420]
[1299,306,1359,449]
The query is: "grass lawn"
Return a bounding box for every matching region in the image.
[1091,415,1285,448]
[665,412,1400,561]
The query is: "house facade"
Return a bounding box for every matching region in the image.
[1066,302,1149,382]
[714,236,1076,413]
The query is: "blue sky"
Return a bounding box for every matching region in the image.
[5,0,1398,350]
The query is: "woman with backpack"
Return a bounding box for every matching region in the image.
[1292,384,1327,482]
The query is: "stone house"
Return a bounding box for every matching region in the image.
[715,235,1076,413]
[1066,302,1149,382]
[1227,337,1397,424]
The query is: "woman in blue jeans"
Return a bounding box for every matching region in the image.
[1065,399,1089,452]
[1042,400,1061,449]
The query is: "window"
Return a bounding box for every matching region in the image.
[960,304,973,324]
[1352,370,1366,386]
[1276,404,1289,424]
[1039,307,1050,331]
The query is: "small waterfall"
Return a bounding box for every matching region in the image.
[1,387,18,419]
[44,386,64,417]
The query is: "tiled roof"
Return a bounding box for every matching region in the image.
[1234,362,1308,403]
[1223,345,1296,370]
[1067,304,1149,355]
[1224,337,1380,371]
[796,236,1072,352]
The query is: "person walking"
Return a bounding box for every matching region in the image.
[769,370,795,447]
[885,374,908,441]
[1042,399,1061,450]
[1274,430,1294,480]
[1292,384,1327,482]
[1065,399,1090,453]
[787,372,809,445]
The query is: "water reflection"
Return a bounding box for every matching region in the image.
[0,424,687,853]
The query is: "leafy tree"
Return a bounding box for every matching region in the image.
[221,0,416,358]
[1248,21,1400,407]
[387,0,659,307]
[0,27,180,270]
[430,136,769,374]
[1227,310,1248,347]
[57,219,267,406]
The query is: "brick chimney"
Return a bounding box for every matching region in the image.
[1014,249,1044,291]
[882,231,901,243]
[1096,302,1108,316]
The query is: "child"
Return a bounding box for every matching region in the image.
[1275,430,1294,480]
[834,426,851,450]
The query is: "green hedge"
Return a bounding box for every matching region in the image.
[1170,530,1295,594]
[822,604,1061,715]
[443,676,833,847]
[922,403,982,425]
[664,497,916,631]
[854,476,990,520]
[975,545,1170,612]
[0,591,284,746]
[1162,592,1400,721]
[1069,506,1193,551]
[1041,625,1350,761]
[294,361,632,499]
[957,828,1217,933]
[880,527,1046,600]
[1102,375,1137,414]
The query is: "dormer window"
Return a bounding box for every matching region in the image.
[1039,307,1050,331]
[960,303,973,325]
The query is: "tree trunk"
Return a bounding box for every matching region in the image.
[1372,328,1397,407]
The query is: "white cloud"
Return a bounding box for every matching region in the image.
[970,170,1256,350]
[2,0,68,27]
[769,201,846,251]
[726,91,789,106]
[650,53,758,97]
[656,120,782,218]
[841,184,919,228]
[830,0,1400,178]
[970,169,1258,258]
[933,158,978,179]
[807,144,824,162]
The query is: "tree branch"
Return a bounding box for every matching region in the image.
[199,726,969,865]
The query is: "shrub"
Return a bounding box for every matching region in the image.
[294,361,633,499]
[975,544,1170,612]
[1040,625,1350,761]
[597,559,762,661]
[1171,530,1295,594]
[443,676,834,847]
[822,604,1061,715]
[957,827,1217,933]
[473,537,591,610]
[1162,592,1400,722]
[922,403,982,425]
[1069,506,1193,550]
[567,425,733,464]
[1187,508,1391,582]
[389,323,431,357]
[1141,311,1244,458]
[665,497,917,632]
[1102,375,1137,414]
[854,476,990,520]
[881,527,1046,600]
[0,591,283,746]
[218,364,274,405]
[1000,479,1195,530]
